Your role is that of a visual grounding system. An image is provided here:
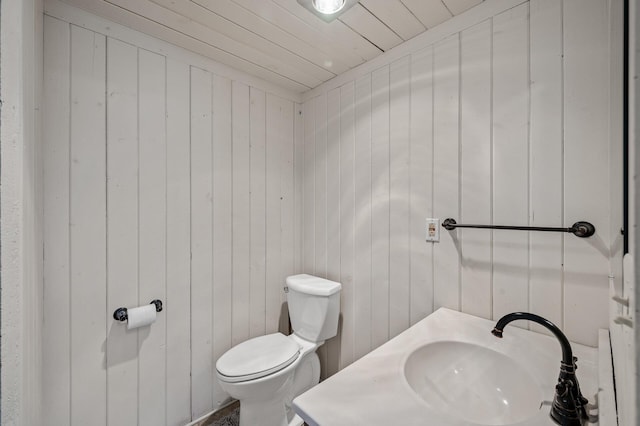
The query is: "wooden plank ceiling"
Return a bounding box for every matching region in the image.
[60,0,484,92]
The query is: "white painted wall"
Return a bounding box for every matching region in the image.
[0,0,44,424]
[302,0,619,377]
[41,3,302,424]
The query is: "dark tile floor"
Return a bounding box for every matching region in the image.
[202,401,239,426]
[201,400,308,426]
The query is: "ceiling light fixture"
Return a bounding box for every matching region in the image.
[297,0,358,22]
[312,0,345,14]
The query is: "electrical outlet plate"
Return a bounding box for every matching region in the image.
[426,218,440,242]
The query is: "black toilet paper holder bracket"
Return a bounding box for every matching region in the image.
[113,299,163,322]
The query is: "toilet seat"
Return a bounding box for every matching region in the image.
[216,333,300,383]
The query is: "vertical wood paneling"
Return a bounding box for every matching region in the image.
[138,49,167,426]
[303,99,316,274]
[492,4,530,323]
[370,66,390,349]
[339,82,355,368]
[433,34,460,311]
[296,0,617,374]
[409,46,434,325]
[298,0,616,374]
[313,97,328,380]
[165,59,192,425]
[279,97,296,311]
[353,74,372,359]
[563,0,610,344]
[232,81,251,346]
[189,66,214,418]
[69,25,107,426]
[212,75,233,407]
[460,20,492,320]
[106,37,139,426]
[265,93,284,334]
[294,102,305,276]
[42,16,70,426]
[389,56,411,337]
[324,87,341,376]
[529,0,563,333]
[304,0,617,361]
[44,19,302,425]
[315,94,328,278]
[249,88,267,338]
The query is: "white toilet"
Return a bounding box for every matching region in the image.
[216,274,342,426]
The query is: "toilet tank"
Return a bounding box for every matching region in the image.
[286,274,341,343]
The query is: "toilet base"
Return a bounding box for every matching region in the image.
[238,398,289,426]
[234,353,320,426]
[218,336,323,426]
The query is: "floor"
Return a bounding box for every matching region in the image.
[201,401,239,426]
[199,400,308,426]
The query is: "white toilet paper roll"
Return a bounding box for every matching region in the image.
[126,304,157,330]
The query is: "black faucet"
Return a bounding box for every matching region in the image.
[492,312,589,426]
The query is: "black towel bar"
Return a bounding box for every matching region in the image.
[441,218,595,238]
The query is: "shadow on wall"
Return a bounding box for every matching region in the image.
[102,322,151,369]
[318,314,343,381]
[279,302,292,335]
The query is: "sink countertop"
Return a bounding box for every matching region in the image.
[293,308,600,426]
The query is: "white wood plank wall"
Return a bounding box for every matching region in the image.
[302,0,618,378]
[42,15,299,425]
[41,0,620,421]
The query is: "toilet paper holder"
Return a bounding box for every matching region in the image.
[113,300,163,322]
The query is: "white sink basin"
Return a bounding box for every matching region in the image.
[293,308,601,426]
[404,341,543,425]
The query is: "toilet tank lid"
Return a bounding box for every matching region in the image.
[286,274,342,296]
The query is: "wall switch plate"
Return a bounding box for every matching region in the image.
[426,218,440,242]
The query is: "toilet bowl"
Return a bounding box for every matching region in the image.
[216,274,341,426]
